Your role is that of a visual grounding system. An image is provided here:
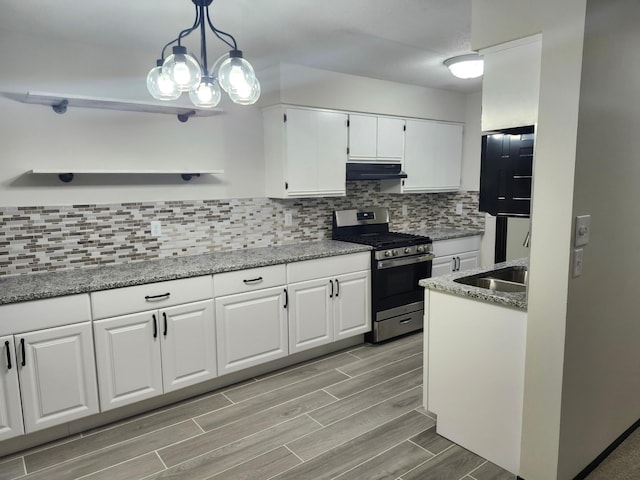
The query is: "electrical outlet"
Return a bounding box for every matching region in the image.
[150,221,162,237]
[572,248,584,277]
[284,211,293,227]
[455,203,463,215]
[574,215,591,246]
[402,205,408,216]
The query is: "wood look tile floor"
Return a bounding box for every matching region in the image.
[0,333,515,480]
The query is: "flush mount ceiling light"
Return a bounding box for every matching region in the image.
[444,54,484,79]
[147,0,260,108]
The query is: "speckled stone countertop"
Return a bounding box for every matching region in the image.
[420,229,483,241]
[419,257,528,310]
[0,241,371,306]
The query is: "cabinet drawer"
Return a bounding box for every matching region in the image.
[432,236,481,257]
[91,276,213,320]
[0,294,91,336]
[287,252,370,284]
[213,265,286,297]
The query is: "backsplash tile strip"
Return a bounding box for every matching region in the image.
[0,183,484,276]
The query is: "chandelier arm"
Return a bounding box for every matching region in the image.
[206,8,237,50]
[177,4,202,45]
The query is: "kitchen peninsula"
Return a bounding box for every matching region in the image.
[420,258,528,475]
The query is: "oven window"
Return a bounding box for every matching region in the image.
[372,260,431,312]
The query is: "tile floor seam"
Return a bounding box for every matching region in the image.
[335,352,423,381]
[331,440,418,480]
[191,389,339,433]
[283,444,305,463]
[14,435,81,463]
[192,418,206,434]
[334,367,353,378]
[467,459,488,479]
[407,438,436,455]
[70,452,161,480]
[304,413,326,428]
[320,388,341,401]
[220,369,350,404]
[155,450,168,470]
[79,391,223,439]
[163,415,321,472]
[24,419,203,475]
[287,403,423,463]
[220,391,235,404]
[314,385,423,428]
[329,367,423,403]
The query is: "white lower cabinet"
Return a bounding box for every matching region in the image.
[93,300,216,411]
[215,286,288,375]
[0,336,23,441]
[287,253,371,354]
[0,295,98,440]
[431,235,482,277]
[91,276,215,411]
[287,279,333,353]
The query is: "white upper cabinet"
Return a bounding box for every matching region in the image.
[480,35,542,131]
[381,119,463,193]
[348,114,405,162]
[264,105,348,198]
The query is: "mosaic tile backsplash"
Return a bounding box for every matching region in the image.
[0,182,484,276]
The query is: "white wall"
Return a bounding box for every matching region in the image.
[557,1,640,478]
[471,0,541,51]
[0,31,475,207]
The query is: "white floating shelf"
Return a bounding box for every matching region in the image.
[1,91,223,122]
[29,169,224,183]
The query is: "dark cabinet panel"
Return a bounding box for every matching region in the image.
[479,126,535,217]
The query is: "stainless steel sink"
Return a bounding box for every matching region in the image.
[454,266,528,293]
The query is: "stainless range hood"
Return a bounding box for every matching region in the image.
[346,163,407,181]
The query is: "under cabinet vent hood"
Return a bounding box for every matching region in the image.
[346,163,407,181]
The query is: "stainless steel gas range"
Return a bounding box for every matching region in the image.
[332,208,434,343]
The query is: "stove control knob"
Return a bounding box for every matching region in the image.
[385,250,392,257]
[392,249,398,256]
[417,245,425,253]
[404,247,411,254]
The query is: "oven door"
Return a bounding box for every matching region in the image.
[372,254,433,314]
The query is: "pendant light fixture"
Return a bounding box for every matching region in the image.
[147,0,260,108]
[443,54,484,79]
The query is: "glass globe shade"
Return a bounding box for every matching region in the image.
[163,46,202,92]
[216,51,256,94]
[146,63,180,100]
[228,78,261,105]
[189,77,222,108]
[444,55,484,79]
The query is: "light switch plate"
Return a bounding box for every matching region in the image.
[574,215,591,246]
[572,248,584,277]
[150,221,162,237]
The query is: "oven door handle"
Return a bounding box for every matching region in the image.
[376,254,435,270]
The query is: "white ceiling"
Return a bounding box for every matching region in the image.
[0,0,480,93]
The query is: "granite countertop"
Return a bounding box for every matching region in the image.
[422,229,483,242]
[419,257,528,310]
[0,240,372,306]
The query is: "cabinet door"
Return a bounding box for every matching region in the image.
[333,271,371,340]
[431,255,455,277]
[0,336,24,441]
[216,287,288,375]
[288,278,333,354]
[403,120,462,192]
[376,117,405,161]
[18,322,99,433]
[432,122,463,190]
[160,300,217,393]
[348,114,378,159]
[457,251,480,272]
[94,312,162,411]
[285,108,347,197]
